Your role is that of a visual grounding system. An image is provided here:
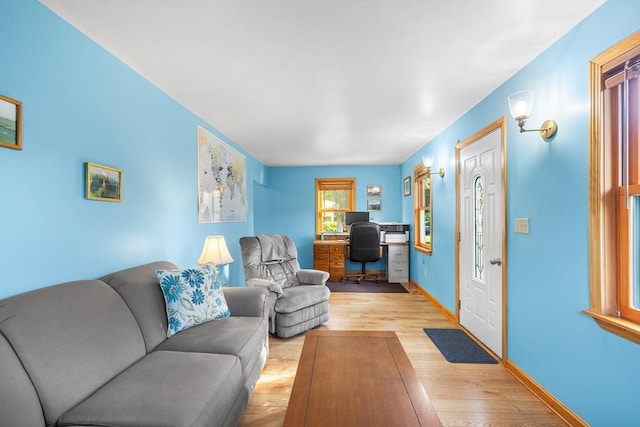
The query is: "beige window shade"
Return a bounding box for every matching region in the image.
[317,179,355,191]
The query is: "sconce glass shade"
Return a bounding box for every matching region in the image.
[507,90,534,120]
[421,154,445,178]
[507,90,557,141]
[197,235,234,266]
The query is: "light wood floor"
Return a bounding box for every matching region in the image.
[239,287,567,427]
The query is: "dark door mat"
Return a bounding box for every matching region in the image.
[327,280,408,293]
[423,328,498,364]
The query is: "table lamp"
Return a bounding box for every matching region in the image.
[197,235,234,275]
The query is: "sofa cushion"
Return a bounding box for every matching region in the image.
[155,316,267,373]
[275,284,330,314]
[0,333,45,427]
[58,351,243,427]
[156,264,230,337]
[101,261,178,352]
[0,280,146,426]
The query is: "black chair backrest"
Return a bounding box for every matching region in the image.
[349,221,381,263]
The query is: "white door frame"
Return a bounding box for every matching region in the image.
[455,117,507,359]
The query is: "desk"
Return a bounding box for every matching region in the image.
[313,240,409,282]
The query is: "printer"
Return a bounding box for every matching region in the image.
[378,222,410,243]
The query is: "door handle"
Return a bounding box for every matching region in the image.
[489,258,502,266]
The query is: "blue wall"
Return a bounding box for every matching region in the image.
[2,0,639,425]
[0,0,266,296]
[399,1,640,424]
[255,165,402,269]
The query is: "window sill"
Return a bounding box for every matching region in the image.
[413,245,432,256]
[583,310,640,344]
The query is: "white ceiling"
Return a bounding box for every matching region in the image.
[41,0,604,167]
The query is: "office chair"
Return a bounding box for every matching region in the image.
[346,221,382,283]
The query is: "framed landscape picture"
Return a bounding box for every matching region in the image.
[86,162,123,202]
[367,185,381,197]
[367,199,381,211]
[0,94,22,150]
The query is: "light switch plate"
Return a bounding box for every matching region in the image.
[515,218,529,234]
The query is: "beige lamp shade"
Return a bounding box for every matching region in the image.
[197,235,234,266]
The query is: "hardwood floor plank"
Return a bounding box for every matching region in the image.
[239,289,567,426]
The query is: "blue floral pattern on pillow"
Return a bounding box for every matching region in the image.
[156,264,230,337]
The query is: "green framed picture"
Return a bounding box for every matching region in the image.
[86,162,123,202]
[0,94,22,150]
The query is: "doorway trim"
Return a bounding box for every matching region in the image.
[455,116,508,360]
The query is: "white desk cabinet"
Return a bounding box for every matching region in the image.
[387,244,409,283]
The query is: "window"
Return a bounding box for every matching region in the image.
[586,31,640,344]
[315,178,355,235]
[474,176,485,281]
[413,163,432,254]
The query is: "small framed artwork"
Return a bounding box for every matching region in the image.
[0,94,22,150]
[367,199,381,211]
[403,176,411,196]
[86,162,123,202]
[367,185,381,197]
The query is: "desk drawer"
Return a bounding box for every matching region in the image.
[329,266,345,281]
[329,245,344,255]
[314,253,330,263]
[330,251,345,262]
[315,262,330,272]
[388,261,408,282]
[387,245,408,261]
[314,245,330,255]
[330,260,344,270]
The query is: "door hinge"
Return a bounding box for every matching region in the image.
[458,300,461,310]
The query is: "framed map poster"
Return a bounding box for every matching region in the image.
[197,126,247,223]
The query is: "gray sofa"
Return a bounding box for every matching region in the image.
[0,261,269,427]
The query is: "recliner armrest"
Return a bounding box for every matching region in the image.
[223,286,269,318]
[246,278,284,297]
[296,269,330,286]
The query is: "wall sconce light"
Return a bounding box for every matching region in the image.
[422,154,445,178]
[507,90,558,141]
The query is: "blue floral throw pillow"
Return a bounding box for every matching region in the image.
[156,264,230,337]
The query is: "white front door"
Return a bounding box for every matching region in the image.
[457,119,505,358]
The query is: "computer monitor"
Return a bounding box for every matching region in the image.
[345,211,370,226]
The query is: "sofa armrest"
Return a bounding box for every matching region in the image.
[244,279,279,334]
[246,278,283,297]
[296,269,330,286]
[223,287,269,318]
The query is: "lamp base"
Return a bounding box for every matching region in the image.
[540,120,558,141]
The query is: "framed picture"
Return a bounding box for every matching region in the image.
[403,176,411,196]
[367,199,381,211]
[86,162,123,202]
[0,94,22,150]
[367,185,381,197]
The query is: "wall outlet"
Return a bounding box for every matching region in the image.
[515,218,529,234]
[423,268,428,277]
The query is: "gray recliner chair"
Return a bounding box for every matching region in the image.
[239,234,330,338]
